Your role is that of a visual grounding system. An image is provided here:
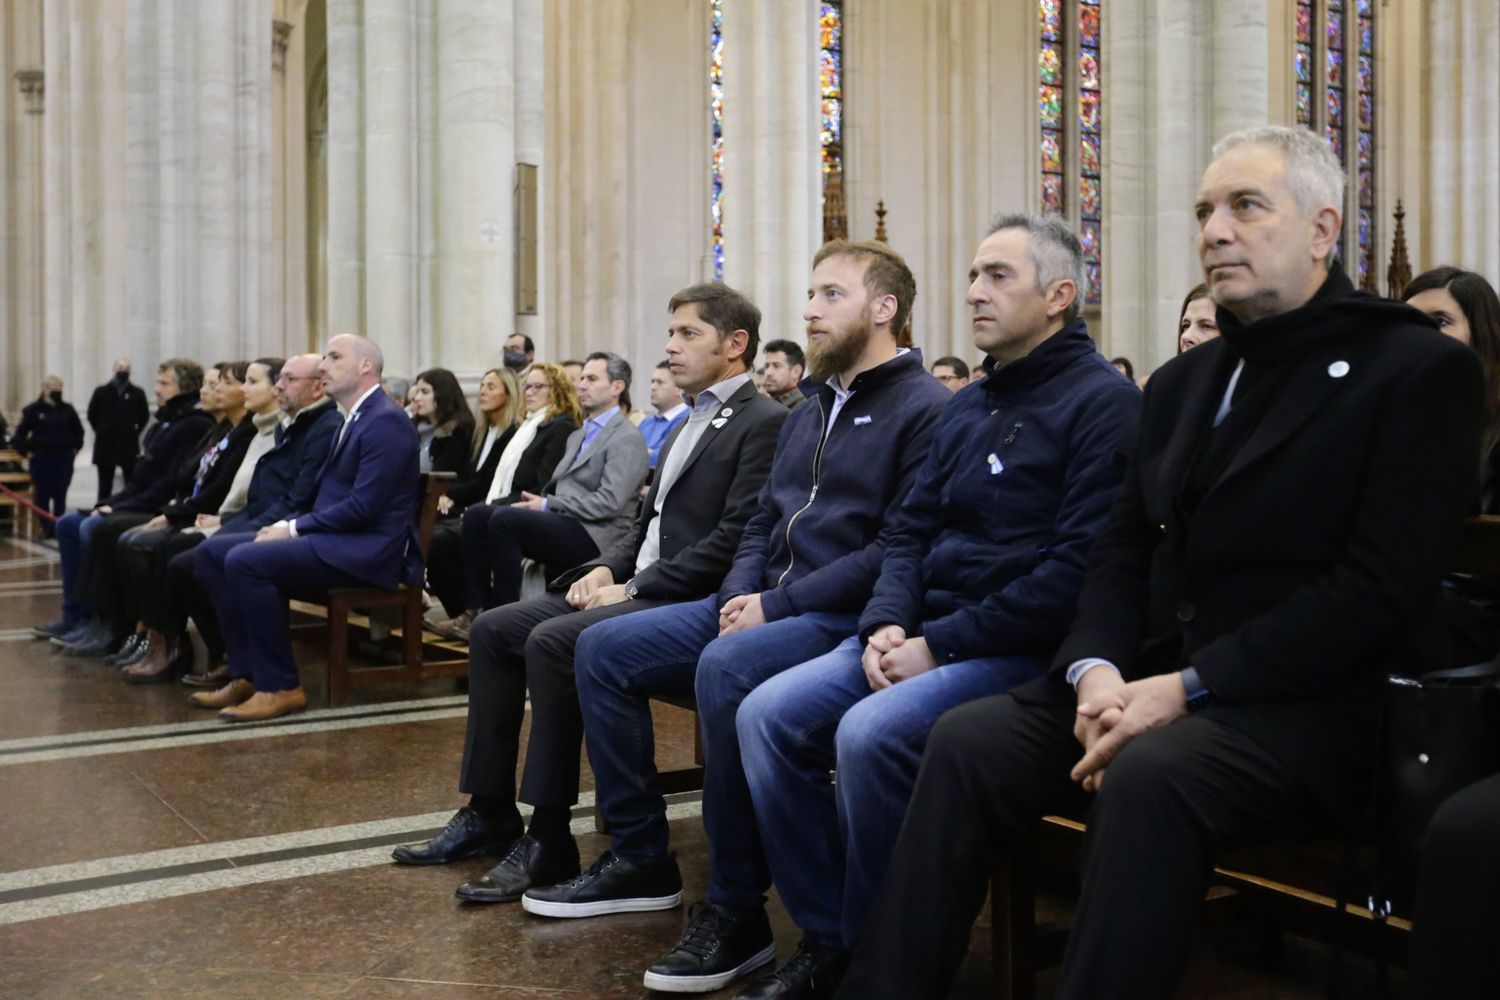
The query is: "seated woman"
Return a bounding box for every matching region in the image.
[115,358,285,682]
[1402,266,1500,663]
[1176,282,1220,354]
[425,367,522,617]
[428,363,581,639]
[410,368,475,475]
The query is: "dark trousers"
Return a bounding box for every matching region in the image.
[837,676,1332,1000]
[460,503,598,612]
[28,450,73,537]
[426,519,464,617]
[94,458,134,504]
[83,511,154,635]
[1411,771,1500,997]
[167,544,224,659]
[117,526,206,634]
[458,592,673,822]
[197,532,364,691]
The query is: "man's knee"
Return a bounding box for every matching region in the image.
[525,616,581,678]
[835,695,894,773]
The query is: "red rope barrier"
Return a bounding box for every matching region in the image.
[0,477,58,523]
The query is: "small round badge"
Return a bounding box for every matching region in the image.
[1328,360,1350,378]
[720,407,733,417]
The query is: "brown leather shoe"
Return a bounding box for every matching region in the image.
[428,610,475,643]
[219,687,308,722]
[190,678,255,709]
[181,663,230,688]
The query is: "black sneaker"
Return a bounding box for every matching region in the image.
[520,850,682,918]
[390,806,519,865]
[642,901,775,993]
[455,833,581,903]
[733,940,849,999]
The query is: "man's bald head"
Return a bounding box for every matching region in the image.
[318,333,386,407]
[277,353,327,413]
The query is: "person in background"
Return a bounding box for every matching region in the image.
[505,335,536,376]
[382,376,411,408]
[1110,356,1135,381]
[752,367,767,394]
[1176,283,1220,353]
[562,360,584,387]
[12,375,85,538]
[638,362,689,469]
[761,340,808,410]
[86,358,151,504]
[410,368,476,475]
[930,355,970,392]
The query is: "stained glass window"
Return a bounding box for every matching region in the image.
[1037,0,1104,305]
[1295,1,1377,287]
[710,0,725,280]
[820,2,844,237]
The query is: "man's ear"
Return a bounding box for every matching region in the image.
[1309,205,1341,264]
[1045,278,1078,320]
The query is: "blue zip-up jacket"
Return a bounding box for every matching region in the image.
[719,348,952,621]
[221,397,343,534]
[857,320,1142,662]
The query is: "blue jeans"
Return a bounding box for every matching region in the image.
[574,596,858,911]
[737,635,1045,949]
[55,510,103,622]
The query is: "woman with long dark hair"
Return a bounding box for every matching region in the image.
[410,368,476,475]
[1176,283,1220,354]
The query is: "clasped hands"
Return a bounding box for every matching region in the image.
[860,625,938,691]
[1070,668,1188,792]
[566,566,629,610]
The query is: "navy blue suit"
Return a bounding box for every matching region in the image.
[197,388,421,692]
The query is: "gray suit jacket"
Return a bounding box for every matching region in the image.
[542,409,649,552]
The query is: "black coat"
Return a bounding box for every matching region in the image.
[1053,270,1483,816]
[103,393,215,513]
[561,378,789,599]
[13,398,85,456]
[86,378,151,465]
[489,413,578,506]
[443,422,516,513]
[425,419,475,477]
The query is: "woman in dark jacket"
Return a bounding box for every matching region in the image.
[13,375,85,537]
[411,368,475,476]
[426,362,581,630]
[440,367,522,516]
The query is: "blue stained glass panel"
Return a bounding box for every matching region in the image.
[1080,133,1100,175]
[1079,49,1100,90]
[1079,90,1100,132]
[1296,83,1313,125]
[1357,130,1372,169]
[1359,92,1373,128]
[1329,0,1344,9]
[1039,85,1063,129]
[1040,43,1062,85]
[1296,3,1312,43]
[1327,88,1344,128]
[1326,126,1343,162]
[1328,10,1344,51]
[1359,168,1373,207]
[1079,177,1101,218]
[1040,0,1061,41]
[1079,4,1100,47]
[1359,17,1373,55]
[1085,260,1102,305]
[1042,173,1065,214]
[1042,131,1063,173]
[1295,45,1311,83]
[1359,55,1373,94]
[1356,0,1371,14]
[1325,49,1343,87]
[1080,221,1100,256]
[819,4,840,49]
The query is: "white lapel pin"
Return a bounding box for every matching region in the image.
[854,415,872,425]
[988,453,1003,475]
[1328,360,1350,378]
[711,417,728,428]
[720,407,733,417]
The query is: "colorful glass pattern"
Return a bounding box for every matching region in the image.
[1355,8,1374,282]
[1042,173,1065,213]
[1038,0,1104,305]
[1039,85,1063,129]
[710,0,724,280]
[1079,133,1100,175]
[1042,133,1063,173]
[1040,43,1063,85]
[819,2,843,192]
[1077,0,1102,304]
[1295,1,1314,126]
[1040,0,1062,42]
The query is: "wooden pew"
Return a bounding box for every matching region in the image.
[0,449,35,538]
[988,515,1500,998]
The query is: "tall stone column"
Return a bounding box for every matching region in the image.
[432,0,516,380]
[721,0,819,344]
[1424,0,1500,280]
[5,0,46,418]
[513,0,544,353]
[272,7,311,357]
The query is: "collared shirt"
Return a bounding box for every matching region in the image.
[577,405,620,457]
[821,348,910,442]
[640,402,690,468]
[634,373,751,575]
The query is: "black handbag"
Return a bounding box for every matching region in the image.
[1379,660,1500,862]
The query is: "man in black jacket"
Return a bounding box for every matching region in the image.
[12,375,85,536]
[837,126,1485,1000]
[518,242,951,996]
[392,283,788,903]
[87,358,151,503]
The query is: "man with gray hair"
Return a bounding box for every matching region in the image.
[839,125,1484,998]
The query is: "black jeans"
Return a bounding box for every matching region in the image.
[1411,771,1500,997]
[459,503,598,612]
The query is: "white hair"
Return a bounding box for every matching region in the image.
[1210,125,1345,216]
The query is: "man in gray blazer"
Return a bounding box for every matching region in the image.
[455,352,648,620]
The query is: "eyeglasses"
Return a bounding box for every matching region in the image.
[522,383,548,392]
[277,374,321,383]
[934,374,966,383]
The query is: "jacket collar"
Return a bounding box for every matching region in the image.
[981,319,1098,396]
[800,347,928,404]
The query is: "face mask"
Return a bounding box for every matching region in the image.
[48,390,62,403]
[113,371,129,384]
[503,350,528,370]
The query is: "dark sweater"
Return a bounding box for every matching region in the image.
[222,398,342,533]
[719,349,953,621]
[104,393,215,513]
[13,399,85,455]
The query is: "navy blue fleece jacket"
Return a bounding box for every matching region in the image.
[718,348,952,621]
[857,320,1141,663]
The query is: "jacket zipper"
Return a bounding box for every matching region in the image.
[777,394,829,586]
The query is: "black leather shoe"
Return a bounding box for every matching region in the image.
[454,833,581,903]
[106,633,148,667]
[734,940,849,999]
[643,901,775,992]
[390,806,519,865]
[520,850,682,918]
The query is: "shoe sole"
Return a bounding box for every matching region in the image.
[521,890,683,919]
[390,842,508,867]
[641,943,776,993]
[454,884,524,903]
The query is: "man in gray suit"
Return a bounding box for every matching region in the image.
[455,352,648,620]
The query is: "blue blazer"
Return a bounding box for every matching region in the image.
[295,388,422,589]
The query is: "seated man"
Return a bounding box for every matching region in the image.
[446,352,648,630]
[733,215,1142,997]
[760,339,807,410]
[36,359,214,650]
[837,126,1485,999]
[391,283,788,904]
[929,355,970,391]
[519,241,953,994]
[638,361,689,470]
[191,333,422,722]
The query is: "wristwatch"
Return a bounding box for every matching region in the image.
[624,580,639,600]
[1181,666,1214,712]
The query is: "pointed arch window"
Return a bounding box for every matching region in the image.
[710,0,725,280]
[1039,0,1104,306]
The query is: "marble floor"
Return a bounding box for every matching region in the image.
[0,523,1401,998]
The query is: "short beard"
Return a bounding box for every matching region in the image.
[806,313,873,382]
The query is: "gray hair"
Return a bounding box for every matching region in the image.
[1210,125,1344,217]
[380,375,410,401]
[986,213,1088,324]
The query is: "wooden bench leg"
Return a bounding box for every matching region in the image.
[991,837,1037,1000]
[327,598,350,707]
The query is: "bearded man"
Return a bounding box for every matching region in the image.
[518,241,951,996]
